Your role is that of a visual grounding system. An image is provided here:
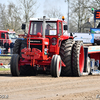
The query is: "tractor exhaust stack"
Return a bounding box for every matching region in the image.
[43,16,46,38]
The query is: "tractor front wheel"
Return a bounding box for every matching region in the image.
[51,55,61,77]
[10,54,20,76]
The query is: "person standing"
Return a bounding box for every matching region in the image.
[4,41,9,54]
[10,42,14,54]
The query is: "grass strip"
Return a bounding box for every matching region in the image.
[0,68,10,71]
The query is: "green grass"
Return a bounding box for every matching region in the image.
[0,56,11,59]
[0,68,10,71]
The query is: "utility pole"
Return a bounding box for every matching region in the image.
[91,8,96,28]
[65,0,69,32]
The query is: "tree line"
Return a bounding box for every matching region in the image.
[69,0,100,32]
[0,0,100,33]
[0,0,37,33]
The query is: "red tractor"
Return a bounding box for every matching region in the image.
[10,16,84,77]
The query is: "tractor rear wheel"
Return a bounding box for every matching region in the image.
[51,55,61,77]
[72,41,84,77]
[20,39,27,50]
[20,39,27,58]
[60,39,73,76]
[10,54,20,76]
[13,39,22,54]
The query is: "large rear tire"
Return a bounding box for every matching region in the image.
[72,41,84,77]
[20,39,27,58]
[13,39,22,54]
[10,54,20,76]
[60,39,73,76]
[51,55,61,77]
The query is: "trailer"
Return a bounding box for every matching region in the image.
[82,45,100,75]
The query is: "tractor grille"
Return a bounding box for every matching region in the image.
[30,45,42,52]
[30,39,42,44]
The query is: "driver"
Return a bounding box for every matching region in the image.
[45,24,50,35]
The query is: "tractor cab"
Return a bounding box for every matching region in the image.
[29,20,57,36]
[22,17,69,56]
[28,17,68,36]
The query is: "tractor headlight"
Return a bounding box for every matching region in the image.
[52,38,57,45]
[44,48,48,55]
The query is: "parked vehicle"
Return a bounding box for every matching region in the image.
[0,29,17,46]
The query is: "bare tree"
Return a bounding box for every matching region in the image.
[18,0,37,23]
[90,0,100,10]
[0,0,37,34]
[69,0,92,32]
[16,0,37,32]
[0,4,7,30]
[7,2,21,32]
[0,2,21,32]
[44,7,63,19]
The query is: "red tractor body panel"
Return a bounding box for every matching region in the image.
[27,37,49,60]
[20,18,71,67]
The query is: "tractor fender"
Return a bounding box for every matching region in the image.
[59,35,74,47]
[60,35,73,41]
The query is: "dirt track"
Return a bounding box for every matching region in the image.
[0,59,10,65]
[0,71,100,100]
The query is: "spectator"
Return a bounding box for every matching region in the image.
[4,41,9,54]
[0,40,3,46]
[10,42,14,54]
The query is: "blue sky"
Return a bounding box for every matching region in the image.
[0,0,68,19]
